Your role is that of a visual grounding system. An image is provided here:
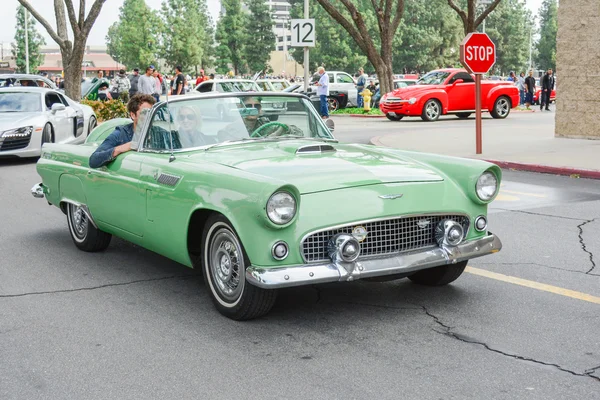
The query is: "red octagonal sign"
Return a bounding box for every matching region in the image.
[460,33,496,74]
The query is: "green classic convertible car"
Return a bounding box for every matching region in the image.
[32,92,502,320]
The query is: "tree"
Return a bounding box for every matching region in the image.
[536,0,557,71]
[105,0,162,70]
[198,0,216,70]
[312,0,405,95]
[160,0,208,73]
[289,0,368,74]
[17,0,107,100]
[11,5,46,73]
[215,0,245,75]
[484,0,535,75]
[446,0,503,34]
[243,0,276,73]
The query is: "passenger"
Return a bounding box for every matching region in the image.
[176,106,217,147]
[88,94,156,168]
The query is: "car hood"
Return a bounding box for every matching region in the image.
[0,112,43,132]
[187,140,443,194]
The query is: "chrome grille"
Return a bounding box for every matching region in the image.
[302,214,470,263]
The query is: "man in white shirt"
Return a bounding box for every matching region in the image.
[314,66,329,119]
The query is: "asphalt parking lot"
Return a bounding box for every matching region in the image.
[1,140,599,399]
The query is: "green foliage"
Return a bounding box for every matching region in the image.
[216,0,246,75]
[243,0,276,73]
[81,99,129,122]
[484,0,535,75]
[105,0,162,70]
[160,0,209,72]
[288,0,368,73]
[536,0,557,70]
[331,107,383,115]
[11,5,45,73]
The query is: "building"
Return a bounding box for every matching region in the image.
[555,1,599,139]
[37,45,125,78]
[267,0,292,51]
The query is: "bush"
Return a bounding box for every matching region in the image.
[80,99,128,122]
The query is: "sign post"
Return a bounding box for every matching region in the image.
[460,32,496,155]
[291,11,315,92]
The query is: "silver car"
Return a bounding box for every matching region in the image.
[0,74,58,90]
[0,87,96,158]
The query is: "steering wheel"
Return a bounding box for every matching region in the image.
[250,121,290,138]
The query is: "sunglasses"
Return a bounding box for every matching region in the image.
[179,114,196,121]
[246,103,262,111]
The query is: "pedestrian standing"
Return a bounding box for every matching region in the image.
[356,67,367,108]
[507,71,516,82]
[172,66,186,96]
[112,69,131,102]
[137,66,156,96]
[517,72,526,108]
[524,70,536,110]
[195,69,208,86]
[128,68,140,98]
[92,70,104,83]
[315,66,329,119]
[152,70,162,102]
[540,69,554,111]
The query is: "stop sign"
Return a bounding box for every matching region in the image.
[460,33,496,74]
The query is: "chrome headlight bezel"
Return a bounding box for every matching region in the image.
[266,191,297,225]
[1,126,33,138]
[476,171,499,202]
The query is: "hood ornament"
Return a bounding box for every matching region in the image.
[379,194,403,200]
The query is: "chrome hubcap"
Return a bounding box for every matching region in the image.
[71,205,88,239]
[426,102,439,119]
[497,99,509,116]
[210,229,244,302]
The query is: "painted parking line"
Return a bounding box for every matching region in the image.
[466,266,600,305]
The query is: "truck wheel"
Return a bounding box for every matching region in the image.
[491,96,511,119]
[202,214,277,320]
[421,99,441,121]
[456,112,471,119]
[327,97,340,112]
[408,260,468,286]
[67,203,112,252]
[386,114,403,121]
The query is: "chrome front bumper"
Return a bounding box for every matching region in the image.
[31,183,45,198]
[246,233,502,289]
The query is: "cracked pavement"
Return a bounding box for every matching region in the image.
[2,161,600,399]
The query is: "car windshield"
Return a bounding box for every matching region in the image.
[271,81,290,90]
[0,92,42,112]
[218,81,260,92]
[143,94,334,152]
[417,71,451,85]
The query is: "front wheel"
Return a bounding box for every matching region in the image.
[386,113,404,121]
[202,215,277,320]
[408,260,468,286]
[67,203,112,252]
[491,96,511,119]
[421,99,441,121]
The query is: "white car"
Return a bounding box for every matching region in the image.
[0,87,96,158]
[256,79,292,92]
[309,71,359,107]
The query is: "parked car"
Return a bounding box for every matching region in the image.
[394,79,418,89]
[309,71,358,110]
[380,68,519,121]
[81,78,111,100]
[256,79,291,92]
[0,74,58,90]
[192,78,286,120]
[0,87,96,158]
[32,92,503,320]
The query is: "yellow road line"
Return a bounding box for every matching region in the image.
[465,266,600,305]
[501,189,547,198]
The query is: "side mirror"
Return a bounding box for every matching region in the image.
[51,103,66,113]
[452,79,464,85]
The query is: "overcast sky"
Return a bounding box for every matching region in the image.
[0,0,544,47]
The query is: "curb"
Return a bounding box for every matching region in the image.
[331,113,386,118]
[369,137,600,180]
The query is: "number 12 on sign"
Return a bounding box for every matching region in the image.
[291,19,315,47]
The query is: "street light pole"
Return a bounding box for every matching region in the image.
[303,0,309,92]
[25,8,30,74]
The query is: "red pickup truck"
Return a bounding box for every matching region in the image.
[380,68,520,122]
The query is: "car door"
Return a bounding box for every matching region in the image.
[44,92,72,142]
[445,72,475,111]
[57,92,85,138]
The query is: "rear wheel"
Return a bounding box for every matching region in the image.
[66,203,112,252]
[421,99,441,121]
[491,96,511,119]
[202,214,277,320]
[327,97,340,112]
[408,260,467,286]
[386,113,404,121]
[456,112,471,119]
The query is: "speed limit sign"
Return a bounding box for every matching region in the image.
[291,19,315,47]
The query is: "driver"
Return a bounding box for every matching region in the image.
[176,106,217,147]
[240,96,269,133]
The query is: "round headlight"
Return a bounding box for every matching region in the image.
[476,171,498,201]
[267,192,296,225]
